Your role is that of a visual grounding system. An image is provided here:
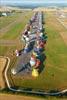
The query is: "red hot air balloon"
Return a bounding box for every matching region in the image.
[35,59,41,68]
[39,41,45,48]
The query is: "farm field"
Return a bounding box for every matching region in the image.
[0,10,32,55]
[0,11,33,39]
[56,12,67,44]
[0,10,67,93]
[0,57,7,88]
[0,93,67,100]
[57,12,67,28]
[0,13,23,29]
[0,93,44,100]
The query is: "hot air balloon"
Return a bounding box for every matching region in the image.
[34,59,41,69]
[24,43,29,53]
[32,68,39,77]
[15,50,19,57]
[30,55,36,67]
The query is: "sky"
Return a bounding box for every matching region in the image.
[1,0,67,5]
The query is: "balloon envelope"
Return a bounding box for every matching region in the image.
[32,69,39,77]
[30,60,36,66]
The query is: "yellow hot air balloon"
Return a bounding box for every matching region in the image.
[32,68,39,77]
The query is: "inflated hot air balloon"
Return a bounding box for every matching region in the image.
[39,32,43,37]
[28,31,31,35]
[30,55,36,67]
[23,34,27,39]
[22,31,29,43]
[32,68,39,77]
[25,36,30,43]
[24,30,28,36]
[34,46,42,54]
[39,34,46,42]
[36,40,40,45]
[24,43,29,53]
[39,41,45,48]
[35,59,41,69]
[15,50,19,57]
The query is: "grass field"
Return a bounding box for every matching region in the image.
[0,11,33,39]
[0,11,32,56]
[0,13,22,29]
[0,11,67,92]
[8,11,67,92]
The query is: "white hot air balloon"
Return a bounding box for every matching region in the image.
[30,56,36,67]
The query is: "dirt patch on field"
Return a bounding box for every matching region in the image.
[0,94,44,100]
[0,57,7,89]
[59,32,67,45]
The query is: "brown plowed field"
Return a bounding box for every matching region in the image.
[0,57,7,88]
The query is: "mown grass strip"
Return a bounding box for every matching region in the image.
[2,12,32,39]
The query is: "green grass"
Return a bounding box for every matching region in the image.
[0,13,22,29]
[1,12,32,39]
[9,12,67,92]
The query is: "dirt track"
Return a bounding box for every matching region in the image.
[0,57,7,88]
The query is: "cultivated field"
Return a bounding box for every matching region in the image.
[0,10,67,93]
[0,57,7,88]
[0,11,33,39]
[0,93,44,100]
[0,10,32,54]
[0,93,67,100]
[56,12,67,44]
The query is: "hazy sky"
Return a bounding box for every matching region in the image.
[1,0,67,5]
